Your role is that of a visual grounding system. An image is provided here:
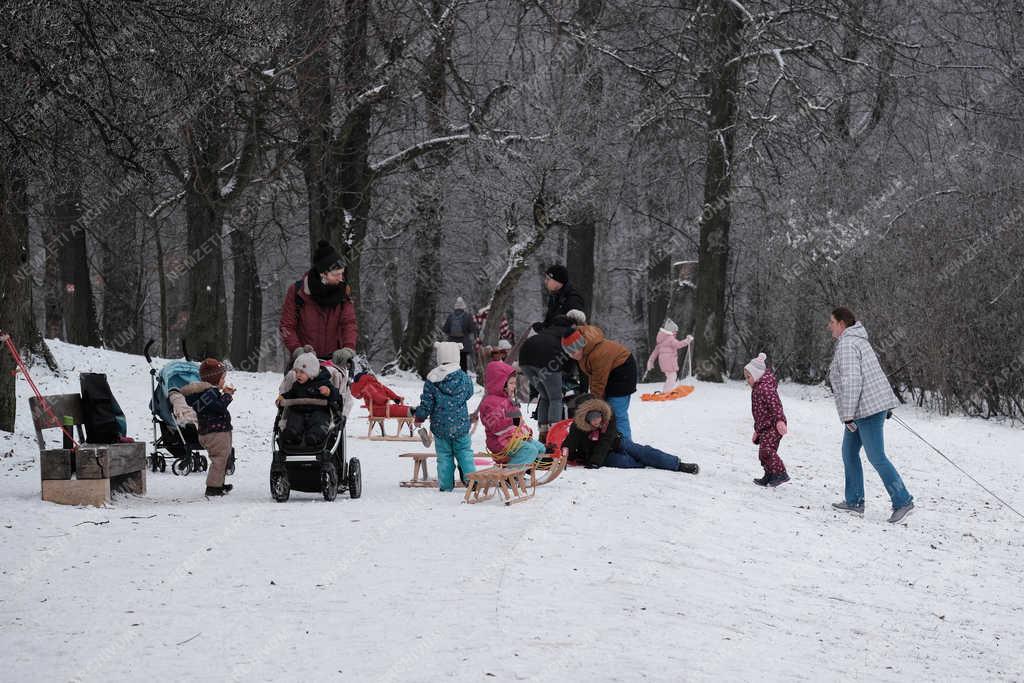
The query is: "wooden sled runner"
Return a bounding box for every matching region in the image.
[365,415,418,441]
[463,464,536,506]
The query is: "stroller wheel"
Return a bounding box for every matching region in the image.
[150,455,159,473]
[270,472,290,502]
[159,457,167,473]
[321,463,339,502]
[226,449,236,476]
[348,458,362,499]
[172,457,192,476]
[195,454,208,472]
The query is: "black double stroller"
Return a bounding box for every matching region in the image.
[270,361,361,502]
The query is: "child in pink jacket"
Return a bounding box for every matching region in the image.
[478,362,546,466]
[745,353,790,487]
[646,319,693,392]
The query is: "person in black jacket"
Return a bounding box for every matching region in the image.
[536,264,586,330]
[519,315,573,442]
[276,352,340,447]
[561,397,699,473]
[180,358,236,496]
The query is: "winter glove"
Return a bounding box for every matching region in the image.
[886,410,893,420]
[776,421,788,436]
[392,397,403,404]
[752,431,760,445]
[332,347,356,366]
[318,386,331,397]
[844,420,858,432]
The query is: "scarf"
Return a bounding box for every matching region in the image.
[307,270,347,308]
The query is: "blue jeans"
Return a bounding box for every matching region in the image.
[603,439,679,471]
[841,411,913,509]
[506,439,545,467]
[520,365,564,425]
[435,434,476,492]
[605,394,632,442]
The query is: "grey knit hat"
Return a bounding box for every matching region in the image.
[293,352,320,377]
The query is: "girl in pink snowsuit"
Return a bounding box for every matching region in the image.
[646,319,693,392]
[745,353,790,487]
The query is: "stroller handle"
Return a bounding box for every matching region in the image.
[278,398,331,408]
[144,338,156,365]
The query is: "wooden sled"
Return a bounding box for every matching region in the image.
[464,463,536,506]
[365,415,418,441]
[474,450,568,488]
[398,452,466,488]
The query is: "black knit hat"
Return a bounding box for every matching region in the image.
[545,264,569,285]
[313,240,344,274]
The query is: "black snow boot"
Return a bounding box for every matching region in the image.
[221,483,233,493]
[677,462,699,475]
[205,486,225,497]
[767,472,790,487]
[753,472,770,486]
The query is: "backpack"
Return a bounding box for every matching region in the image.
[79,373,127,443]
[448,311,466,338]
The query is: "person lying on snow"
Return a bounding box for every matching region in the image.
[561,396,699,473]
[350,371,416,418]
[180,358,236,497]
[277,352,341,448]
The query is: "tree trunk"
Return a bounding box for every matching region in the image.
[0,165,52,431]
[398,0,452,378]
[183,186,227,359]
[154,220,169,358]
[292,0,335,251]
[54,189,100,347]
[384,255,404,354]
[566,220,596,319]
[335,0,374,347]
[693,4,743,382]
[101,211,143,353]
[230,229,262,370]
[44,217,62,340]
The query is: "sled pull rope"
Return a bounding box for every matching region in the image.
[891,414,1023,522]
[0,332,80,450]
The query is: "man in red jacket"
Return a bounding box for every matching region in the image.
[279,241,358,364]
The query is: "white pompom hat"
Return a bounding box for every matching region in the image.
[435,341,461,366]
[744,352,767,382]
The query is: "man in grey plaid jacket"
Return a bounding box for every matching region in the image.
[828,307,914,523]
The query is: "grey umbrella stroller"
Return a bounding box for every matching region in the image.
[144,340,235,477]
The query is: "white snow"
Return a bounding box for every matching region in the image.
[1,341,1023,681]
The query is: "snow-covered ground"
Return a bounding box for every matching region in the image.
[1,341,1022,682]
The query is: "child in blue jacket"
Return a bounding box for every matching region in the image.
[414,342,476,492]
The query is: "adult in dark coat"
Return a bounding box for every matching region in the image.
[442,297,477,372]
[519,314,573,441]
[536,264,586,331]
[279,241,358,365]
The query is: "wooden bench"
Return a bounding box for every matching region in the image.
[398,452,469,488]
[464,464,536,506]
[30,393,147,506]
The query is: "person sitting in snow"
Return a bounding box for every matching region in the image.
[350,371,415,418]
[180,358,236,497]
[646,318,693,393]
[277,352,341,448]
[413,342,476,492]
[478,361,548,466]
[744,353,790,487]
[561,325,638,441]
[561,396,699,473]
